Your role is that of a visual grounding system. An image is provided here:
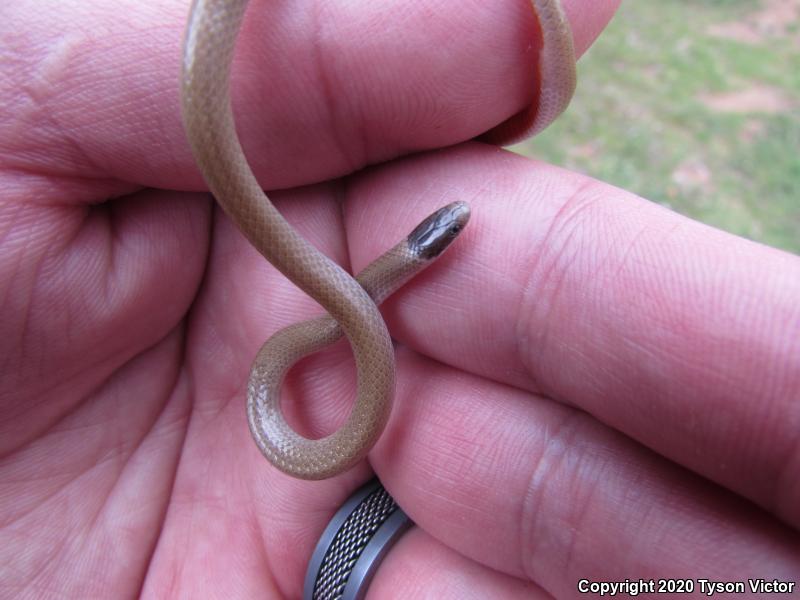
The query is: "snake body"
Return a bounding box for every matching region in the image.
[180,0,576,479]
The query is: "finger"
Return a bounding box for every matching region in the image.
[373,527,552,599]
[0,0,617,192]
[373,348,800,597]
[343,143,800,527]
[561,0,621,57]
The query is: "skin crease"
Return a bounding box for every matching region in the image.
[1,1,799,600]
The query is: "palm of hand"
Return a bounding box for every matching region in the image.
[3,1,799,599]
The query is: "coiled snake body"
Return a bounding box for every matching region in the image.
[179,0,575,479]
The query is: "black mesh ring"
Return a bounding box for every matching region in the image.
[303,479,413,600]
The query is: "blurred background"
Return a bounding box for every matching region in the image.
[512,0,799,255]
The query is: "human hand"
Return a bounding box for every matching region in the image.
[2,0,798,598]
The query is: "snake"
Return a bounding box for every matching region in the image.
[179,0,576,480]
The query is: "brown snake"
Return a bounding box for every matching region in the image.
[179,0,576,479]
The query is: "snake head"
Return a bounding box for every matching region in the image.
[407,201,471,259]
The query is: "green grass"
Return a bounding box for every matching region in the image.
[512,0,800,254]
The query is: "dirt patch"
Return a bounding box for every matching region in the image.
[699,85,794,114]
[707,0,800,44]
[569,141,600,160]
[671,158,713,196]
[740,118,767,143]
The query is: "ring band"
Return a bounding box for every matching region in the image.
[303,479,413,600]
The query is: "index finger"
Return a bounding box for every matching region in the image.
[343,142,800,527]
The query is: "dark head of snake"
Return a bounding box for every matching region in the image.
[408,201,471,260]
